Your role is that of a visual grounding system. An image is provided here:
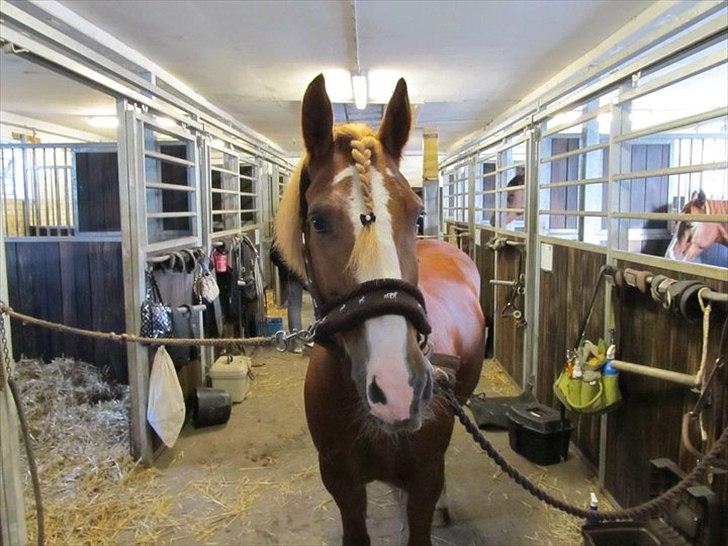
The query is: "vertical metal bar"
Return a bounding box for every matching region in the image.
[31,148,41,235]
[10,149,20,236]
[20,148,30,236]
[0,146,26,544]
[64,149,71,228]
[468,157,476,258]
[117,101,153,464]
[40,148,50,235]
[53,148,61,232]
[0,148,7,237]
[600,84,632,488]
[70,149,79,234]
[523,129,541,390]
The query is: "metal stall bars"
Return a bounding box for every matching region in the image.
[205,138,259,241]
[118,104,203,463]
[441,160,470,249]
[609,36,728,275]
[0,144,75,237]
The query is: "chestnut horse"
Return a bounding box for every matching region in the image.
[275,75,485,545]
[665,190,728,263]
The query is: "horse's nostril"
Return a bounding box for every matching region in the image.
[367,376,387,405]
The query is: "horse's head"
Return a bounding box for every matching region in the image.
[667,190,725,261]
[276,75,431,433]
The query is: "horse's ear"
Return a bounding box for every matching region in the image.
[378,78,411,162]
[302,74,334,160]
[696,189,706,207]
[274,161,307,280]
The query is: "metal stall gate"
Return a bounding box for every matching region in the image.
[439,2,728,515]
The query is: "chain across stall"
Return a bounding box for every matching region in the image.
[1,299,726,545]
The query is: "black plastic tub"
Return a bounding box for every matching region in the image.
[193,387,232,427]
[582,522,662,546]
[506,402,572,465]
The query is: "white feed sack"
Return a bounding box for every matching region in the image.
[147,346,185,447]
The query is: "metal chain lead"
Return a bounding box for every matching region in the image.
[0,311,11,388]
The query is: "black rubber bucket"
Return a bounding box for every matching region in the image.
[582,522,661,546]
[193,387,231,427]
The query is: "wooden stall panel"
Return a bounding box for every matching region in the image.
[5,241,127,382]
[492,240,525,387]
[605,261,727,509]
[536,244,605,465]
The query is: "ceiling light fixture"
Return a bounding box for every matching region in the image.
[352,74,368,110]
[350,0,367,110]
[155,116,176,128]
[87,116,118,128]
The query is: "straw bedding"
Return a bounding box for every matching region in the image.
[16,357,170,545]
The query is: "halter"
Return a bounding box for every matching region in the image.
[296,139,431,349]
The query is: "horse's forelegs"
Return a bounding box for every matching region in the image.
[432,479,450,527]
[405,460,445,546]
[319,457,370,546]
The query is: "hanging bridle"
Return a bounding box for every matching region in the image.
[293,141,431,351]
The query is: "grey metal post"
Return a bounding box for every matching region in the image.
[467,156,476,259]
[116,99,154,464]
[0,176,27,546]
[599,87,632,487]
[523,128,541,390]
[421,179,440,238]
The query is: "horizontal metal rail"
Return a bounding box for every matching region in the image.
[610,359,699,387]
[615,106,728,143]
[211,209,258,215]
[210,166,240,177]
[477,207,525,213]
[611,211,728,222]
[539,209,608,217]
[477,184,526,195]
[145,182,195,192]
[540,141,608,163]
[619,48,728,105]
[144,150,195,167]
[210,187,240,195]
[541,104,611,138]
[147,211,197,219]
[613,161,728,181]
[539,176,608,189]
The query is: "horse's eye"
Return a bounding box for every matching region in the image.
[311,215,330,234]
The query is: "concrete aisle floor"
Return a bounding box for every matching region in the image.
[148,347,604,546]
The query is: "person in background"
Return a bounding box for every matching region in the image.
[270,241,305,353]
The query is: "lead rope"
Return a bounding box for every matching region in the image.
[436,380,727,522]
[1,310,45,546]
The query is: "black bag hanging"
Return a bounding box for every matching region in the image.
[140,269,174,339]
[167,304,199,368]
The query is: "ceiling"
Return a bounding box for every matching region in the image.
[3,0,654,156]
[0,48,116,140]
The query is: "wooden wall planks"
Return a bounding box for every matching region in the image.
[5,241,127,383]
[605,260,727,510]
[479,228,525,387]
[536,244,605,465]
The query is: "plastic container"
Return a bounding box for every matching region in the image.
[582,522,661,546]
[265,316,284,336]
[506,402,572,465]
[193,387,231,427]
[208,355,252,403]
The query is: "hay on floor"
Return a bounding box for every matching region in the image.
[15,357,172,546]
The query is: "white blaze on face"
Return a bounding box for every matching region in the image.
[334,164,413,422]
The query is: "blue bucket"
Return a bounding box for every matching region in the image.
[265,316,284,336]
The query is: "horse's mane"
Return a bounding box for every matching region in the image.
[274,123,383,280]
